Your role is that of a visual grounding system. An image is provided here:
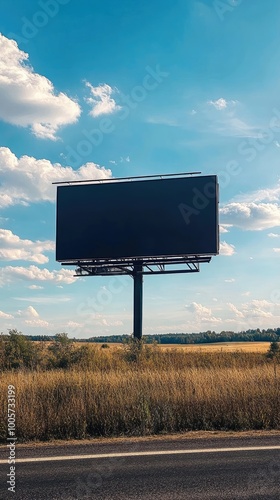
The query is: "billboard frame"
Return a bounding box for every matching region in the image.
[54,172,218,339]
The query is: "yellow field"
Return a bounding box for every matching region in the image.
[85,341,271,353]
[156,342,271,353]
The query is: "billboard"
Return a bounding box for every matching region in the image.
[56,175,219,262]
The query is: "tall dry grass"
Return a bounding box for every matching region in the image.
[0,345,279,442]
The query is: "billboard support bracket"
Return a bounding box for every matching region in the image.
[70,257,213,340]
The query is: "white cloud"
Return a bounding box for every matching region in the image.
[0,34,81,140]
[0,147,112,208]
[220,241,235,256]
[220,202,280,230]
[242,299,274,319]
[85,82,121,117]
[185,302,221,323]
[66,321,84,329]
[100,319,123,327]
[227,303,244,318]
[273,248,280,253]
[233,183,280,204]
[0,265,77,287]
[0,310,13,319]
[204,98,259,138]
[208,98,228,110]
[225,278,235,283]
[16,305,49,327]
[28,285,44,290]
[17,305,39,318]
[226,299,278,323]
[221,117,258,138]
[219,224,230,233]
[0,229,54,263]
[25,319,49,327]
[14,296,71,304]
[268,232,280,238]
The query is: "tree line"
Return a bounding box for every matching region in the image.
[1,327,280,346]
[0,329,279,371]
[84,328,280,344]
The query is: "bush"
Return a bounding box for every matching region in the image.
[266,341,280,360]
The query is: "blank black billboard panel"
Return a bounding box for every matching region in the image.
[56,175,219,262]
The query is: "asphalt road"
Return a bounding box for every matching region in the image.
[0,434,280,499]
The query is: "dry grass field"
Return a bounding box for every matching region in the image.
[0,342,279,443]
[155,342,271,352]
[85,341,271,353]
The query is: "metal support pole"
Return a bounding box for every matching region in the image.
[133,263,143,340]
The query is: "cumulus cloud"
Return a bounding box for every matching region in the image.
[17,305,39,318]
[227,303,244,318]
[0,229,54,263]
[220,183,280,232]
[242,299,274,319]
[220,202,280,230]
[220,241,235,256]
[227,299,278,322]
[85,82,121,117]
[15,305,49,327]
[0,34,81,139]
[0,147,112,208]
[185,302,221,323]
[273,248,280,253]
[0,310,13,319]
[0,265,77,287]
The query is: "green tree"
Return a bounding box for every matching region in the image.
[3,329,41,370]
[48,332,74,368]
[266,341,280,360]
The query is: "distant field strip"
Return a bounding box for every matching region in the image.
[80,342,271,352]
[153,342,271,352]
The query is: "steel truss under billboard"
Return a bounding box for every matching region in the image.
[55,173,219,339]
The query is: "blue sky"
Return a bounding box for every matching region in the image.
[0,0,280,337]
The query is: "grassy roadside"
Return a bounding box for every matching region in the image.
[1,346,279,443]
